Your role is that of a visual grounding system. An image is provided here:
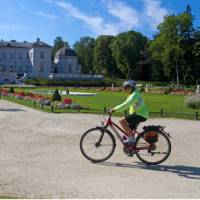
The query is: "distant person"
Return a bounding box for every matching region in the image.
[110,80,149,144]
[66,87,69,95]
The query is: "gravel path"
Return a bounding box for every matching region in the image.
[0,100,200,198]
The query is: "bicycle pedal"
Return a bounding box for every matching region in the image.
[127,153,134,157]
[123,147,135,157]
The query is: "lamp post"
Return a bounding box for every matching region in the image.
[48,73,54,93]
[111,75,114,91]
[89,70,92,78]
[101,69,105,77]
[77,70,80,77]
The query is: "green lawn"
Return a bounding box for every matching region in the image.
[1,87,200,119]
[0,196,19,199]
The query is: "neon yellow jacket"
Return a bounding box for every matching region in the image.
[113,90,149,119]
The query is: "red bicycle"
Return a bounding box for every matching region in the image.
[80,113,172,165]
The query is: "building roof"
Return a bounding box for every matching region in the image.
[55,47,77,57]
[32,40,51,48]
[0,38,51,48]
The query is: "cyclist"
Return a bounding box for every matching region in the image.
[110,80,149,144]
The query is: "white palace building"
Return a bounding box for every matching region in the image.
[0,38,84,84]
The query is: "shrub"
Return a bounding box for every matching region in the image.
[52,89,61,101]
[9,87,15,93]
[164,87,173,95]
[185,94,200,109]
[140,84,145,93]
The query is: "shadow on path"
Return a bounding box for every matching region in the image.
[94,161,200,179]
[0,108,27,112]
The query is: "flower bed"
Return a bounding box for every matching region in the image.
[51,98,82,110]
[1,87,88,111]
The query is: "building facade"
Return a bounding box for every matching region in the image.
[0,39,82,84]
[0,38,52,83]
[54,47,81,76]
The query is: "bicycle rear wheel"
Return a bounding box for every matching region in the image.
[135,131,171,165]
[80,127,116,162]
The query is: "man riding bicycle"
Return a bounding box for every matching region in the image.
[110,80,149,144]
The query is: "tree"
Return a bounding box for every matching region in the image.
[158,15,182,85]
[110,31,148,79]
[51,37,69,61]
[148,37,167,81]
[149,6,195,85]
[139,49,154,81]
[185,4,192,15]
[177,7,195,84]
[73,37,95,74]
[93,35,118,76]
[192,28,200,83]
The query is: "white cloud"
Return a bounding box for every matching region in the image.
[53,0,169,36]
[142,0,168,28]
[36,12,59,20]
[107,1,139,29]
[57,1,120,35]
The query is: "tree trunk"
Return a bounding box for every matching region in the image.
[175,55,180,86]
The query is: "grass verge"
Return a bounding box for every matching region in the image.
[1,87,200,120]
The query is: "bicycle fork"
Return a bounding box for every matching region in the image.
[95,126,108,147]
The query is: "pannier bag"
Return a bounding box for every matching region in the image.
[144,131,158,143]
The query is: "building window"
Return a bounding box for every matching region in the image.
[26,52,29,60]
[39,64,44,72]
[9,65,14,72]
[2,52,7,60]
[9,53,14,60]
[18,52,23,60]
[2,65,6,72]
[25,66,29,73]
[40,52,44,59]
[76,65,81,74]
[68,65,72,73]
[18,65,23,73]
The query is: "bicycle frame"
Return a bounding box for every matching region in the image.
[81,113,172,164]
[98,113,153,152]
[102,113,139,143]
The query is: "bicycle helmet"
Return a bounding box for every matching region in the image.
[122,80,136,88]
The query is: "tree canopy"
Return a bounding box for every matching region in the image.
[52,36,69,61]
[51,4,200,85]
[73,37,95,74]
[110,31,147,79]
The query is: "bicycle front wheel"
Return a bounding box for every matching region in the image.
[135,131,171,165]
[80,127,116,162]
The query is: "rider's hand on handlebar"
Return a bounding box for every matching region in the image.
[107,109,115,114]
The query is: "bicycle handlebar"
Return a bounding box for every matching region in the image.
[100,109,113,123]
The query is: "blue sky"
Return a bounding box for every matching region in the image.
[0,0,199,47]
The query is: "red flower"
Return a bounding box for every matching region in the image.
[28,92,35,97]
[0,88,8,93]
[63,98,73,104]
[18,91,25,96]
